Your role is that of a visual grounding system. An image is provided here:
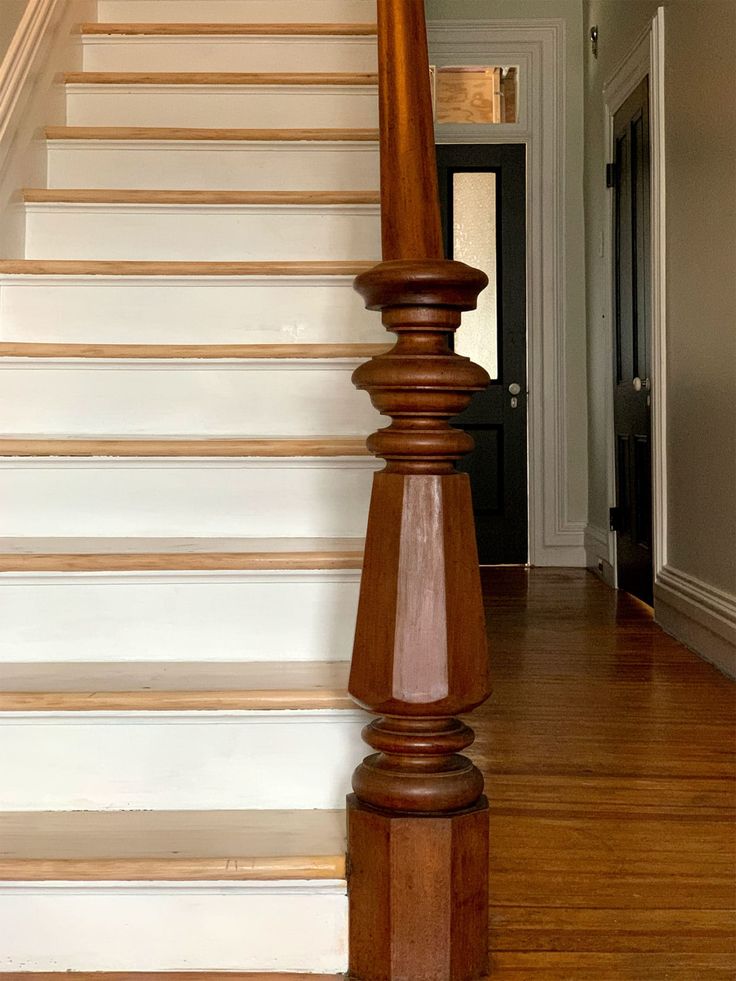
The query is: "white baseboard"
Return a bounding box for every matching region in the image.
[655,565,736,678]
[584,523,615,586]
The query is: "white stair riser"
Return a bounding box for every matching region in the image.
[83,36,377,73]
[0,277,384,344]
[0,570,360,662]
[25,204,381,262]
[66,85,379,128]
[0,362,381,436]
[0,711,367,809]
[0,459,377,537]
[0,882,347,972]
[46,141,380,191]
[97,0,376,22]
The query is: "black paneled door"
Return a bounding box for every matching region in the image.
[611,78,653,605]
[437,144,527,564]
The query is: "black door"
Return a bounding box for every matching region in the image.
[611,78,653,605]
[437,144,527,564]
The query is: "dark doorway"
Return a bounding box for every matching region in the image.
[437,143,527,564]
[611,78,653,605]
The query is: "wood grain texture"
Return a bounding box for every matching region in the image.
[0,809,345,881]
[63,71,378,86]
[23,189,380,205]
[376,0,442,259]
[0,259,374,277]
[0,342,388,359]
[478,568,736,977]
[347,263,490,978]
[80,23,378,36]
[45,126,380,142]
[0,660,352,712]
[0,437,371,458]
[0,537,364,572]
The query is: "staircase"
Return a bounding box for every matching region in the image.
[0,0,381,973]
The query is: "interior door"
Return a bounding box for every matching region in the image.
[611,77,653,604]
[437,144,527,564]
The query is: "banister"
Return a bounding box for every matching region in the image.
[375,0,443,260]
[347,2,492,979]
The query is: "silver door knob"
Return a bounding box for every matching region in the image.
[508,382,522,396]
[633,377,650,392]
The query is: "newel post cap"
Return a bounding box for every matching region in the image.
[354,259,489,313]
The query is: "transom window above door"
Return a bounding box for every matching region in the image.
[430,65,519,124]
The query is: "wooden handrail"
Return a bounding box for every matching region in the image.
[347,2,492,979]
[376,0,443,260]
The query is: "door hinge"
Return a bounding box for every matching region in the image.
[606,162,617,188]
[609,505,624,532]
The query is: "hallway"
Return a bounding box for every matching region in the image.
[476,569,736,978]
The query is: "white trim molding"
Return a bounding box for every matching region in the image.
[428,20,584,566]
[655,565,736,678]
[584,522,615,587]
[601,8,667,583]
[0,0,62,157]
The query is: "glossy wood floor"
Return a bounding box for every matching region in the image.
[475,568,736,980]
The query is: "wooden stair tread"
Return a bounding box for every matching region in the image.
[0,437,371,458]
[0,342,387,359]
[24,189,380,205]
[0,259,374,276]
[0,808,346,880]
[64,71,378,86]
[81,22,378,36]
[0,537,364,572]
[0,660,352,711]
[45,126,380,142]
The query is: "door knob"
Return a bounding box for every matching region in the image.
[508,382,522,396]
[633,377,650,392]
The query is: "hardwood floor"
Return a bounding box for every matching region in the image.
[475,568,736,979]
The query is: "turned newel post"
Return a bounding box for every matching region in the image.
[347,2,492,977]
[347,265,491,981]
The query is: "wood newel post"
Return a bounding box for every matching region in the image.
[347,3,492,978]
[347,266,492,981]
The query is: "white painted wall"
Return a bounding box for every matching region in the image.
[583,0,736,673]
[427,0,589,552]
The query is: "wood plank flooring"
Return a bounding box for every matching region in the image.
[475,568,736,979]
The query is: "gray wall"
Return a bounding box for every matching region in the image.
[427,0,590,532]
[584,0,736,598]
[0,1,28,65]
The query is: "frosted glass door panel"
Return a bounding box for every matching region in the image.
[452,172,498,380]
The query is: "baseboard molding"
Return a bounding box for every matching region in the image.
[655,565,736,678]
[583,523,615,586]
